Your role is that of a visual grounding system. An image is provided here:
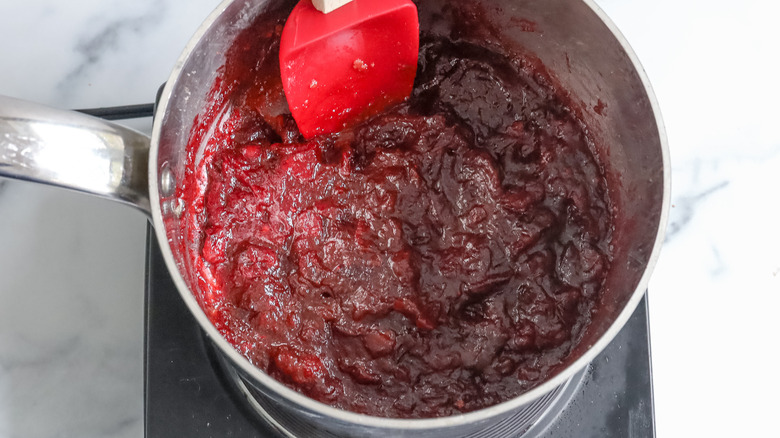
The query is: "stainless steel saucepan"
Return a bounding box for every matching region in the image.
[0,0,669,436]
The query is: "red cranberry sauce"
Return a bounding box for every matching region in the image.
[179,6,613,419]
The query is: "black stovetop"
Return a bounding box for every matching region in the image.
[143,225,656,438]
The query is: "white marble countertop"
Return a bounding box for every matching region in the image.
[0,0,778,437]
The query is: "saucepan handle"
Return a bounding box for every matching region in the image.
[0,95,152,216]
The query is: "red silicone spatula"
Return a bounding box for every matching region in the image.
[279,0,419,139]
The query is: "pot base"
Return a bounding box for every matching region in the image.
[222,364,586,438]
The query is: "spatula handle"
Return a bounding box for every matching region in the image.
[312,0,353,14]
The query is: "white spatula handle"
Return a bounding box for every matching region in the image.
[312,0,354,14]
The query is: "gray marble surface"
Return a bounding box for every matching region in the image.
[0,2,217,437]
[1,0,778,437]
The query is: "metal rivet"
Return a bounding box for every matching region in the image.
[160,165,176,196]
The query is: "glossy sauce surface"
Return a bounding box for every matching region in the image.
[180,3,613,418]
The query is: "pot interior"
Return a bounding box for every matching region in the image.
[151,0,666,430]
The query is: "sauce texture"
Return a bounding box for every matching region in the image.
[180,3,613,418]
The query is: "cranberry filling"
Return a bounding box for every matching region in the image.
[179,4,613,419]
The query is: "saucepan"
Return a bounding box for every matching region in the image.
[0,0,669,436]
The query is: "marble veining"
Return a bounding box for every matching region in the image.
[0,333,80,372]
[1,0,779,437]
[665,180,729,241]
[58,2,169,100]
